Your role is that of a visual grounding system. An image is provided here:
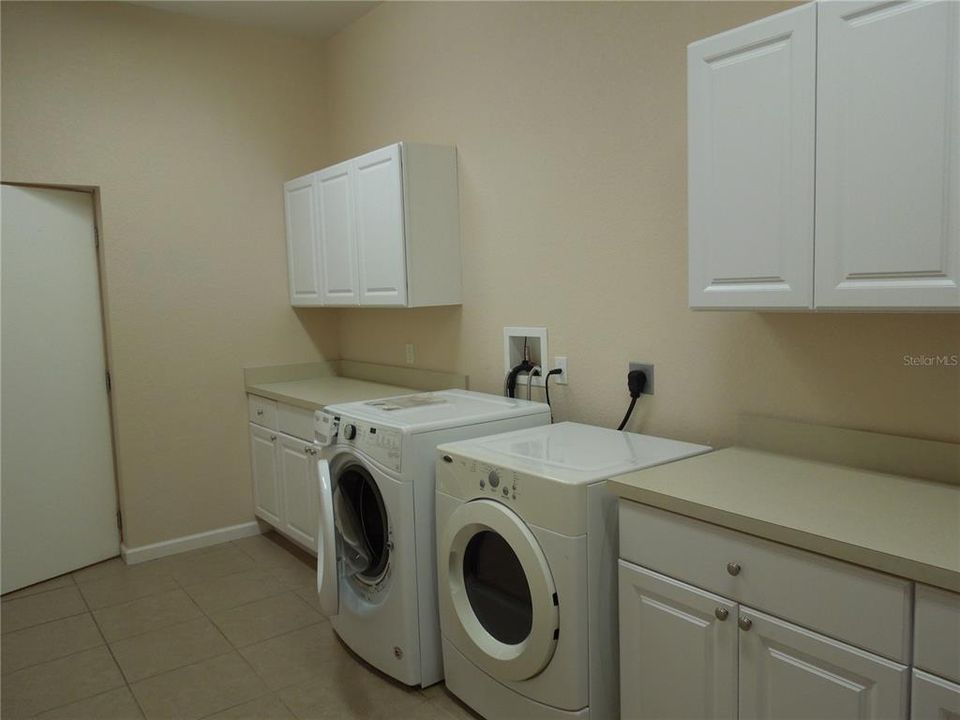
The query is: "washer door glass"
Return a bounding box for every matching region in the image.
[463,531,532,645]
[334,463,389,584]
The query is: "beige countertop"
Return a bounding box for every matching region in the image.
[610,447,960,592]
[246,376,418,411]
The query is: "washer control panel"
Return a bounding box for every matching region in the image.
[471,462,520,501]
[336,418,402,472]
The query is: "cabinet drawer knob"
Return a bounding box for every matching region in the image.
[257,409,264,416]
[715,607,729,621]
[738,617,753,631]
[726,562,741,576]
[270,435,277,441]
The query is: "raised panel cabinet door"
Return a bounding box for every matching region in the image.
[739,607,909,720]
[316,160,359,306]
[277,434,319,550]
[688,3,816,309]
[249,424,281,526]
[618,561,737,720]
[911,669,960,720]
[815,0,960,309]
[283,174,323,306]
[354,144,408,306]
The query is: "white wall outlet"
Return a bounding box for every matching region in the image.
[554,356,568,385]
[503,327,548,387]
[405,343,415,365]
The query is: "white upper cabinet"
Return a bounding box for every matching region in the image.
[688,4,817,309]
[355,144,408,306]
[815,0,960,309]
[688,0,960,311]
[283,174,323,306]
[283,142,461,308]
[316,160,359,306]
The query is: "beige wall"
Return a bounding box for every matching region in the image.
[323,1,960,448]
[1,2,338,547]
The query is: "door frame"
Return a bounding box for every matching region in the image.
[1,181,123,546]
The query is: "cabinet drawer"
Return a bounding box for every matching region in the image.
[915,584,960,684]
[619,501,912,661]
[247,395,278,429]
[277,403,315,441]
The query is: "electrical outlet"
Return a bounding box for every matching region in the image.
[405,343,415,365]
[554,356,568,385]
[628,362,654,395]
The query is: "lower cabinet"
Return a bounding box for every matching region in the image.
[912,669,960,720]
[248,422,319,553]
[249,424,282,526]
[276,433,320,550]
[619,562,909,720]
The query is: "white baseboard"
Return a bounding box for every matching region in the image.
[120,521,263,565]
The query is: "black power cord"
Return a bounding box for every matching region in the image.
[617,370,647,431]
[543,368,564,422]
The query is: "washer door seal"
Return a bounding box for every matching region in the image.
[440,499,559,682]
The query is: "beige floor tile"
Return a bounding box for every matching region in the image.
[131,652,268,720]
[109,617,233,682]
[203,693,295,719]
[425,691,482,720]
[1,586,88,634]
[35,686,145,719]
[78,571,179,610]
[93,588,203,642]
[292,586,324,615]
[210,593,323,648]
[183,569,287,614]
[239,623,341,691]
[1,613,104,675]
[232,534,310,568]
[72,557,171,586]
[163,546,256,587]
[1,573,76,601]
[0,646,125,718]
[278,657,427,720]
[267,560,317,591]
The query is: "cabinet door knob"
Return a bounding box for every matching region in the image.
[257,409,264,416]
[715,607,729,621]
[726,562,741,576]
[738,617,753,631]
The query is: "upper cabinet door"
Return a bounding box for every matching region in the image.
[688,4,816,309]
[354,144,408,306]
[283,174,323,306]
[316,160,359,306]
[816,0,960,309]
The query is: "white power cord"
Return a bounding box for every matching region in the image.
[526,366,541,401]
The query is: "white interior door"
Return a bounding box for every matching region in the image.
[1,185,120,593]
[355,144,408,306]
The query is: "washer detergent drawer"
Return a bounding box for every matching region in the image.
[618,501,912,662]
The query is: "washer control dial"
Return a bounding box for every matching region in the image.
[487,470,501,489]
[343,424,357,440]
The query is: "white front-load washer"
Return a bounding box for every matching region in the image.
[313,390,550,688]
[435,422,711,719]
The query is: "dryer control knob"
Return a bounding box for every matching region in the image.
[488,471,500,488]
[343,424,357,440]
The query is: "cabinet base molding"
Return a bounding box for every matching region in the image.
[120,520,263,565]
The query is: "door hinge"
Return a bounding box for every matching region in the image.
[105,369,112,393]
[94,226,100,251]
[116,510,123,532]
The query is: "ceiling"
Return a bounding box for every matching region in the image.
[134,1,379,40]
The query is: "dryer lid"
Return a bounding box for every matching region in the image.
[440,422,711,485]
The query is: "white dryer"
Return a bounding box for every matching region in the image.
[435,422,710,719]
[313,390,550,688]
